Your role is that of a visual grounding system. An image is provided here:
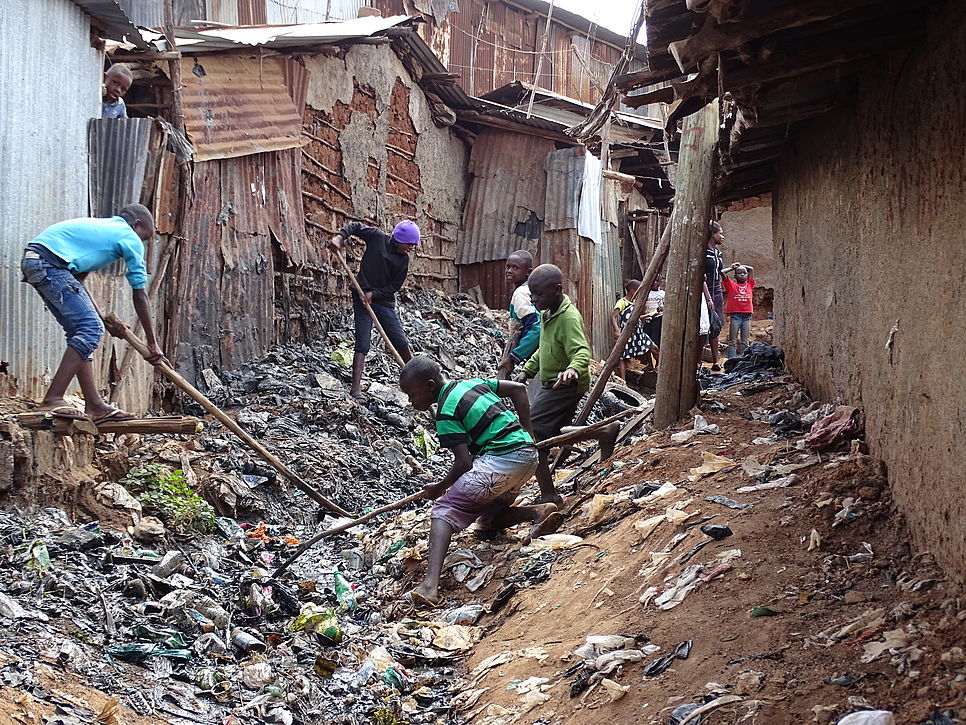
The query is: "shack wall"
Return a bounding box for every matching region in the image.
[0,0,102,400]
[773,4,966,582]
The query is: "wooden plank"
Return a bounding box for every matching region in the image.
[15,414,202,435]
[653,100,719,429]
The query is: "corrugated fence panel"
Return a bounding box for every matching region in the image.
[88,118,153,218]
[0,0,102,399]
[544,146,583,231]
[456,129,553,265]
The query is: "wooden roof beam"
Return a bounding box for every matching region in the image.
[668,0,885,73]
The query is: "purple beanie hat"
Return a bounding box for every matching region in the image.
[392,220,420,245]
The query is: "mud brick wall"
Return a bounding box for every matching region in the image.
[718,197,774,316]
[294,44,468,325]
[772,4,966,582]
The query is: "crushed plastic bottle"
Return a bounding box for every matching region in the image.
[441,604,484,626]
[332,571,357,611]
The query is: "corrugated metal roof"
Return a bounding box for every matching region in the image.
[88,118,154,217]
[0,0,103,400]
[162,14,412,50]
[457,129,555,265]
[70,0,150,47]
[178,54,303,161]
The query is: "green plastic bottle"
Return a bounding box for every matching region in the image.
[332,571,357,611]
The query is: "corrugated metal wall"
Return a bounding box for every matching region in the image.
[373,0,622,103]
[266,0,368,23]
[457,138,624,358]
[0,0,102,399]
[457,129,553,265]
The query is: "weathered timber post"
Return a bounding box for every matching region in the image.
[653,100,719,430]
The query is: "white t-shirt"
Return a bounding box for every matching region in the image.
[644,289,665,317]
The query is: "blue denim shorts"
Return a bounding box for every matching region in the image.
[21,251,104,361]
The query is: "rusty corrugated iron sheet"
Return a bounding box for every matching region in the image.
[456,129,554,265]
[178,54,303,161]
[265,148,315,267]
[88,118,154,218]
[543,146,583,231]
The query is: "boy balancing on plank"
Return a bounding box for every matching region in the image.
[398,355,564,607]
[20,204,168,423]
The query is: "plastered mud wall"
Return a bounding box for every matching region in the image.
[773,4,966,582]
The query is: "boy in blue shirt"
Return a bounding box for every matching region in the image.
[497,250,540,379]
[21,204,168,422]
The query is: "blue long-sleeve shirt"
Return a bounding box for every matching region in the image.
[32,216,148,289]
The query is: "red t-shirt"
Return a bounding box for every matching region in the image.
[723,277,755,314]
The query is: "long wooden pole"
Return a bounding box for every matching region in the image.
[274,489,425,576]
[103,313,352,518]
[568,223,672,430]
[333,253,405,366]
[653,100,720,429]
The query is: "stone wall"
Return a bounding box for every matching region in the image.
[773,3,966,582]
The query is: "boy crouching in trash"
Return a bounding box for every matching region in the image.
[398,355,563,609]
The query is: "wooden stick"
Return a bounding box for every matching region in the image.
[274,489,426,576]
[332,253,405,366]
[15,413,201,435]
[535,405,645,450]
[567,224,672,431]
[103,313,352,518]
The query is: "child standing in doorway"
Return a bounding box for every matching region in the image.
[722,263,755,358]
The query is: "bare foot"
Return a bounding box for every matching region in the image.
[37,401,89,420]
[86,404,137,423]
[412,583,440,607]
[532,495,564,508]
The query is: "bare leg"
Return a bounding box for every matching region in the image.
[559,421,621,460]
[76,360,129,418]
[617,360,627,379]
[533,450,563,506]
[39,348,87,411]
[414,518,453,603]
[710,335,721,369]
[350,352,366,397]
[651,345,660,367]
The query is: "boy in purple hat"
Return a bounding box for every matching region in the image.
[329,220,419,397]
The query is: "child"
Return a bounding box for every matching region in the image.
[497,250,540,380]
[721,263,756,358]
[516,264,620,506]
[611,279,659,379]
[21,204,168,422]
[102,64,133,119]
[641,275,665,346]
[398,355,563,607]
[329,220,418,398]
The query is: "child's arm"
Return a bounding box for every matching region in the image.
[611,306,622,336]
[423,444,473,499]
[493,380,534,437]
[745,265,755,281]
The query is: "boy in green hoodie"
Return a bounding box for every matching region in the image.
[515,264,619,505]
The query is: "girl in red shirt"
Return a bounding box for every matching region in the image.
[722,264,755,359]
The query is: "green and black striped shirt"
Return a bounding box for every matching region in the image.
[435,379,534,456]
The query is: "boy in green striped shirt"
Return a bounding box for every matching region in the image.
[399,355,563,607]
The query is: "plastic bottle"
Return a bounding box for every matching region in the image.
[332,571,357,611]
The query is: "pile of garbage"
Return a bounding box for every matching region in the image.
[699,342,785,391]
[170,289,510,520]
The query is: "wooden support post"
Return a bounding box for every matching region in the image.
[653,100,719,430]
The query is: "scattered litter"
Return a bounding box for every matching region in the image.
[806,405,863,451]
[643,639,692,676]
[736,474,798,493]
[706,495,753,510]
[530,534,583,550]
[750,606,780,617]
[688,452,735,481]
[700,525,732,540]
[836,711,895,725]
[600,678,629,700]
